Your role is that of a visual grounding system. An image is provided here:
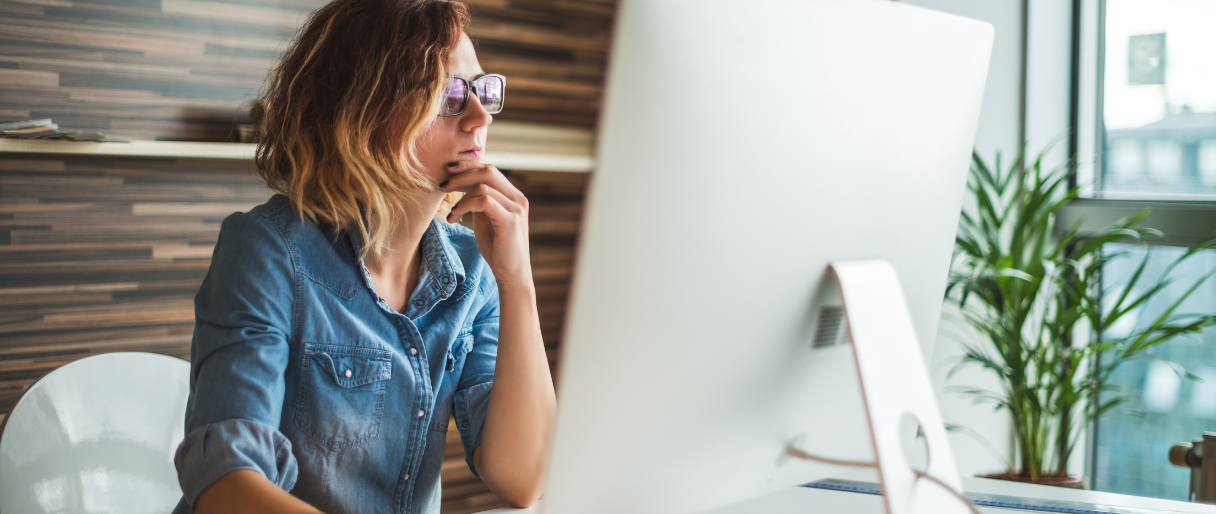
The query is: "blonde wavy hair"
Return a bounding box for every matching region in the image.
[256,0,468,258]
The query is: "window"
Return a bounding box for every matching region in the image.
[1076,0,1216,500]
[1092,244,1216,499]
[1095,0,1216,198]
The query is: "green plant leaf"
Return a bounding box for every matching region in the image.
[943,142,1216,478]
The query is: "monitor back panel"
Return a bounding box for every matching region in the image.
[544,1,993,513]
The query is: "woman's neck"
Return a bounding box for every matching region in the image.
[363,194,445,313]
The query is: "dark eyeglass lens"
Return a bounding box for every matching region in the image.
[441,78,468,115]
[477,76,504,113]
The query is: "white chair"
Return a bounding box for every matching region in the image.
[0,352,190,514]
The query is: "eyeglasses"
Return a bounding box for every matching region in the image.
[439,74,505,116]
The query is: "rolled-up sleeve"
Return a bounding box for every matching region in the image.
[175,419,298,501]
[453,277,499,477]
[175,211,297,507]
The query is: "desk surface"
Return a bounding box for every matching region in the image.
[478,470,1216,514]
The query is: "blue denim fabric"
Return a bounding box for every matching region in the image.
[172,194,499,514]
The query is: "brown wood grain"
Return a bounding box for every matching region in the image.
[0,154,588,513]
[0,0,615,139]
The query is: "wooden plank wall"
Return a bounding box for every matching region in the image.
[0,0,609,509]
[0,155,587,513]
[0,0,612,139]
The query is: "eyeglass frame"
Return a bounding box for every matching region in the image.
[438,74,506,117]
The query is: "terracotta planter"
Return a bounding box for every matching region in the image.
[981,472,1087,489]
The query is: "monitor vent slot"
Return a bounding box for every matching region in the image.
[812,306,851,348]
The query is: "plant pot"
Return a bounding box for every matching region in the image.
[980,472,1086,489]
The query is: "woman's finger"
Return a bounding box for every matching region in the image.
[446,192,515,226]
[448,184,523,222]
[440,162,525,203]
[441,162,518,198]
[445,180,526,212]
[444,160,487,174]
[480,184,525,215]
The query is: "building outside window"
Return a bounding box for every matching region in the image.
[1099,0,1216,197]
[1086,0,1216,500]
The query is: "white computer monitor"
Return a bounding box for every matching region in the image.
[541,1,993,513]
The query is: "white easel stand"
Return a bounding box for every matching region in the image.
[831,259,970,514]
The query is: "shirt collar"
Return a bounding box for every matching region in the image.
[345,218,466,298]
[418,219,466,299]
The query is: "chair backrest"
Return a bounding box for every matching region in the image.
[0,352,190,514]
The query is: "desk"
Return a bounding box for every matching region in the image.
[478,470,1216,514]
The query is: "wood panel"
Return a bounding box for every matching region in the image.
[0,155,588,513]
[0,0,615,140]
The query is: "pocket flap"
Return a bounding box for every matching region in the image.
[452,329,474,358]
[304,343,392,388]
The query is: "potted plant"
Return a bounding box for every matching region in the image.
[945,146,1216,486]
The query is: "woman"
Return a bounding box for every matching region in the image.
[171,1,555,513]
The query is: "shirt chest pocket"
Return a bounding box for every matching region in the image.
[294,343,392,450]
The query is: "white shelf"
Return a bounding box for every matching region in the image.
[0,120,596,173]
[0,139,257,160]
[487,151,593,173]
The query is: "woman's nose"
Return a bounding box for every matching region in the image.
[460,93,493,131]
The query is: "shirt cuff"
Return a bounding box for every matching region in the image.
[174,418,298,507]
[454,381,494,478]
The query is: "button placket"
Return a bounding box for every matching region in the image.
[394,237,442,508]
[393,314,436,508]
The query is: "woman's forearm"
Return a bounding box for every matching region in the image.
[475,279,558,507]
[194,470,323,514]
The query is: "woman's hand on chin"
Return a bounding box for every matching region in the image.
[441,161,532,288]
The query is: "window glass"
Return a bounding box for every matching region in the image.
[1100,0,1216,196]
[1093,243,1216,499]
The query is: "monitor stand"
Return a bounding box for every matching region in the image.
[792,259,974,514]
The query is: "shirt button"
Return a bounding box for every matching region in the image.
[414,299,425,307]
[461,420,469,428]
[441,276,450,284]
[343,369,352,378]
[410,348,418,355]
[404,474,410,480]
[417,409,425,417]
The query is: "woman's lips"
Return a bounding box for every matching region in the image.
[458,146,484,160]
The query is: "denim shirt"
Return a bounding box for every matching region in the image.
[172,194,498,514]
